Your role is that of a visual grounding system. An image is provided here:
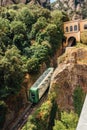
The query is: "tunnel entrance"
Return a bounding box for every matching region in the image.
[68,37,76,47]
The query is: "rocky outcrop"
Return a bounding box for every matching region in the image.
[0,0,50,8]
[50,46,87,110]
[52,0,87,20]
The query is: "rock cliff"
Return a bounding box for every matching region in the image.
[50,45,87,111]
[0,0,50,8]
[52,0,87,20]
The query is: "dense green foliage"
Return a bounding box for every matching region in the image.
[22,92,57,130]
[22,100,53,130]
[22,91,78,130]
[0,4,66,99]
[0,4,68,128]
[73,86,85,116]
[0,46,26,99]
[53,111,78,130]
[81,32,87,45]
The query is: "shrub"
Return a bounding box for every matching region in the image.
[81,32,87,44]
[27,57,40,74]
[53,111,78,130]
[0,46,26,99]
[73,86,86,116]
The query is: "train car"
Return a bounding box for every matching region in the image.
[29,67,54,103]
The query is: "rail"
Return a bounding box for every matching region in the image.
[7,89,49,130]
[9,103,33,130]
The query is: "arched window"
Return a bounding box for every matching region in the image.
[66,27,68,32]
[70,26,73,32]
[74,25,77,31]
[84,24,87,29]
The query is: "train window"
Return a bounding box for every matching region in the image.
[66,27,68,32]
[31,93,35,99]
[70,26,73,32]
[74,25,77,31]
[84,24,87,29]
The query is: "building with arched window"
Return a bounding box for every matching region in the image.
[63,19,87,47]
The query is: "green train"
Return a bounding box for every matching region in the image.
[29,67,54,103]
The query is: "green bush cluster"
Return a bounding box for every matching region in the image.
[81,32,87,45]
[22,91,79,130]
[22,92,57,130]
[53,111,78,130]
[0,4,67,99]
[22,100,52,130]
[73,86,86,116]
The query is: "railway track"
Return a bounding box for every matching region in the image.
[7,89,48,130]
[9,103,33,130]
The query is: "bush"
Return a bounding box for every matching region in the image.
[17,7,34,29]
[22,100,52,130]
[22,92,57,130]
[53,120,66,130]
[73,86,86,116]
[2,9,17,21]
[0,46,26,99]
[81,32,87,44]
[53,111,78,130]
[27,57,40,74]
[10,21,26,35]
[0,18,11,46]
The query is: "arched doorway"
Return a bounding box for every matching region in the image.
[68,37,76,47]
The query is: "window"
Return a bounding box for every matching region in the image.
[74,25,77,31]
[31,93,35,100]
[66,27,68,32]
[84,24,87,29]
[70,26,73,32]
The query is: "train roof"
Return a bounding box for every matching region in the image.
[30,67,54,90]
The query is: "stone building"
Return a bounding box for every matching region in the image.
[63,19,87,46]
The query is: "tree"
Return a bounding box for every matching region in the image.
[0,18,11,47]
[53,111,78,130]
[26,57,40,74]
[61,111,78,129]
[10,20,26,35]
[24,43,50,62]
[0,46,27,99]
[45,23,61,51]
[53,120,66,130]
[10,20,29,51]
[2,9,17,22]
[29,17,47,40]
[73,86,85,116]
[17,7,35,30]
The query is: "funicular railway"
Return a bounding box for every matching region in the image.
[29,67,54,103]
[8,67,54,130]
